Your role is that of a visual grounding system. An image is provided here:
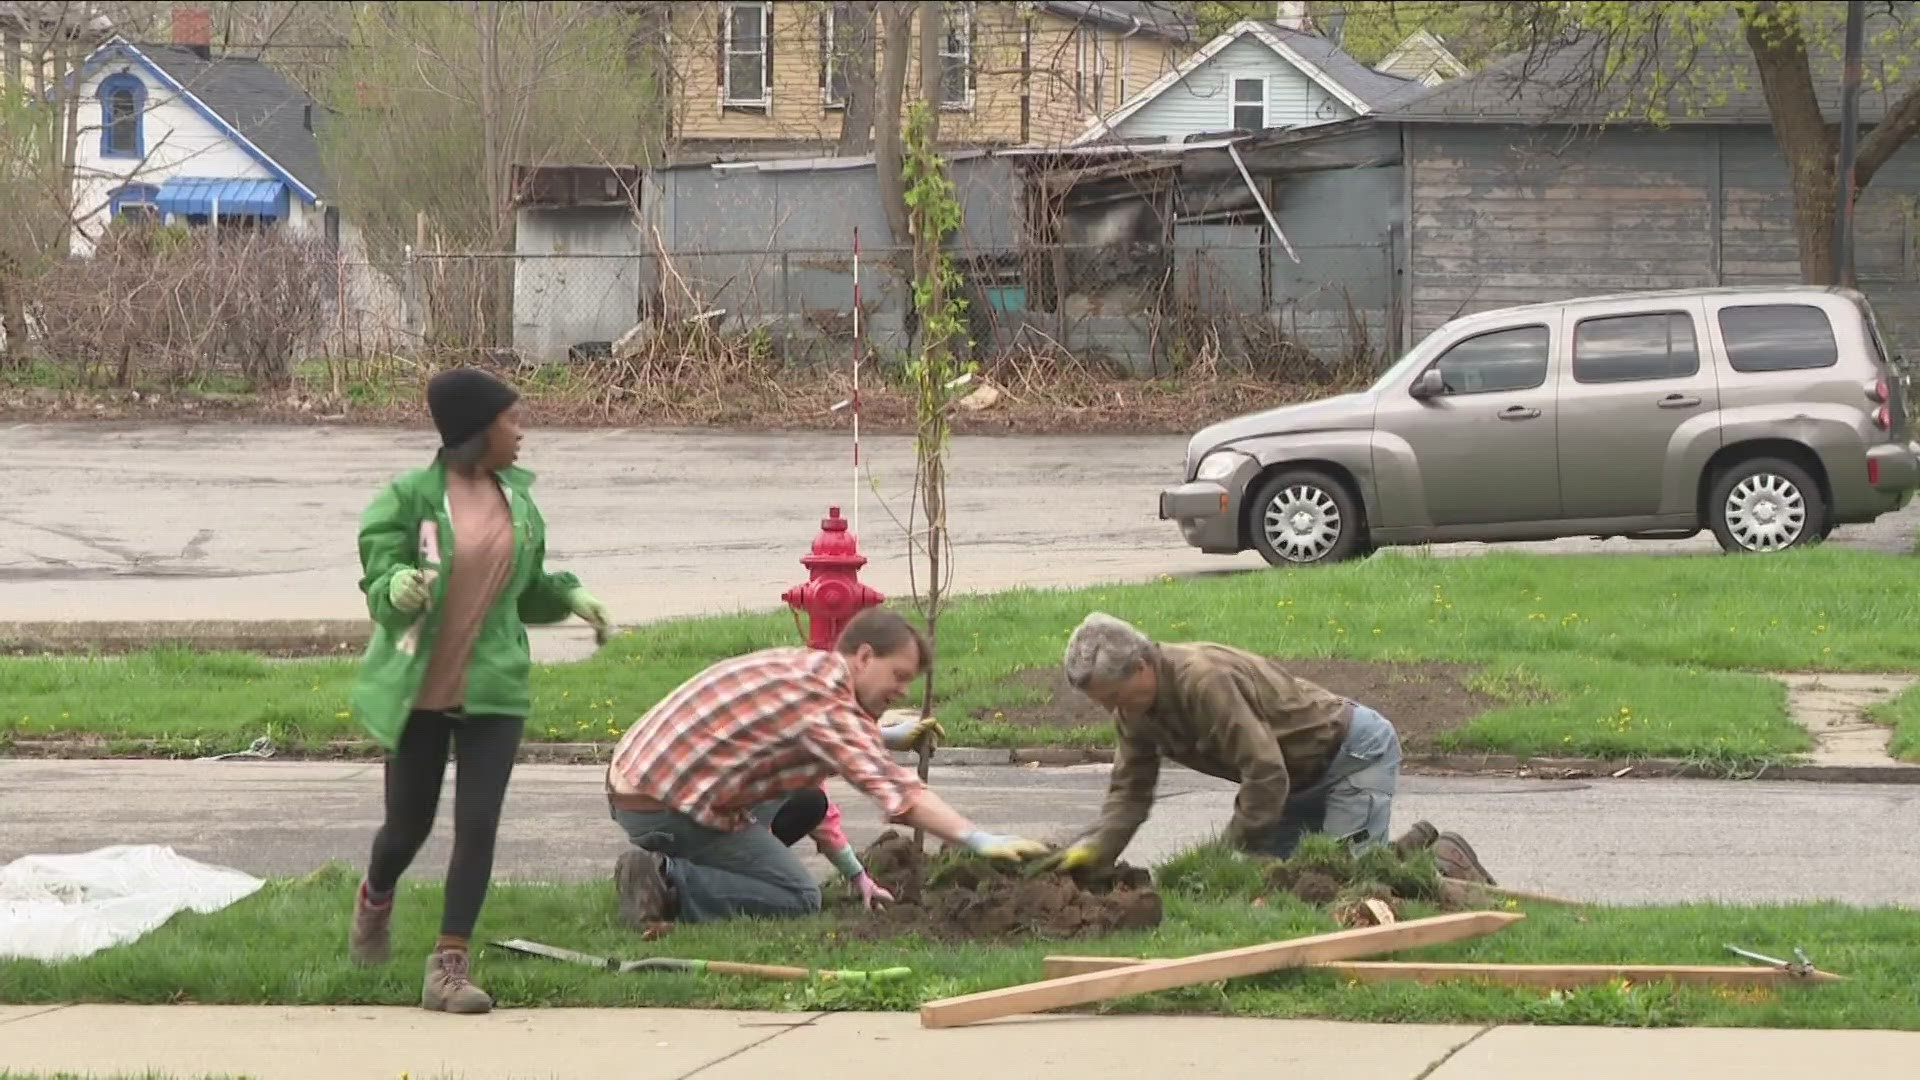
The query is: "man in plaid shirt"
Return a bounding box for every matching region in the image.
[606,608,1050,925]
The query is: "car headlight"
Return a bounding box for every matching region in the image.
[1195,451,1245,482]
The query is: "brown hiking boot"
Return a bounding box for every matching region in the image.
[1431,831,1497,886]
[421,947,492,1014]
[615,849,676,929]
[349,880,392,965]
[1390,820,1439,858]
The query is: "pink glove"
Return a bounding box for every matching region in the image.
[851,871,894,910]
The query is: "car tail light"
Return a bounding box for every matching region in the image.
[1869,458,1882,486]
[1873,377,1891,403]
[1877,403,1892,430]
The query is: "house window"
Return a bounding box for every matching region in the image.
[939,2,973,109]
[820,2,859,108]
[107,182,159,222]
[722,2,771,109]
[1076,26,1105,114]
[98,72,145,158]
[1231,77,1267,132]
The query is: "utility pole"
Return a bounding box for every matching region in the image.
[1835,0,1866,287]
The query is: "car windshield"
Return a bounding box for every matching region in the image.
[1368,331,1441,390]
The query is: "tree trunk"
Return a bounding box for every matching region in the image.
[0,261,28,369]
[1746,4,1839,284]
[913,0,946,727]
[834,1,880,156]
[873,4,914,254]
[474,0,510,346]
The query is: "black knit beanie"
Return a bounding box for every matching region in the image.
[426,368,519,449]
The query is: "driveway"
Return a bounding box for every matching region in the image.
[1,423,1912,628]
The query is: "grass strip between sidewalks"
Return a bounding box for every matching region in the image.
[3,548,1916,764]
[0,855,1913,1031]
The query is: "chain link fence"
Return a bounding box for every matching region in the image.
[416,238,1400,381]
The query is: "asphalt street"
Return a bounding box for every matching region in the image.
[3,422,1914,630]
[4,758,1915,906]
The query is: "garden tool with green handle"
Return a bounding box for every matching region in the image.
[492,938,913,984]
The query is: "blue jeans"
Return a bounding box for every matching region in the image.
[1248,703,1401,859]
[610,796,822,923]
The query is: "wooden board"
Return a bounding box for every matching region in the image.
[1038,956,1846,988]
[918,911,1524,1029]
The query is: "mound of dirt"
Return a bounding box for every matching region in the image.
[834,830,1163,940]
[1259,842,1471,921]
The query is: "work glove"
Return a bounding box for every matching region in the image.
[388,567,431,613]
[881,715,946,754]
[850,871,895,910]
[960,829,1050,862]
[1031,839,1103,875]
[567,588,612,644]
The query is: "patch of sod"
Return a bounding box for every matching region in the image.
[0,859,1912,1031]
[1,548,1906,762]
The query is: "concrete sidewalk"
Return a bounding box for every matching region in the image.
[1,1006,1914,1080]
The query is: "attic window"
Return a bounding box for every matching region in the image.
[98,72,146,159]
[1231,77,1266,132]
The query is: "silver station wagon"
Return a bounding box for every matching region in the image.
[1161,286,1920,565]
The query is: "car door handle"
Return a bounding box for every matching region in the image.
[1497,406,1540,420]
[1658,394,1701,409]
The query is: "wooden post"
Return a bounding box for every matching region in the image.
[919,911,1524,1029]
[1037,956,1846,988]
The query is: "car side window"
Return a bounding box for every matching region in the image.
[1573,312,1700,383]
[1430,324,1551,395]
[1717,304,1839,372]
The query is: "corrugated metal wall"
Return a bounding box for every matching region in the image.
[1406,124,1920,353]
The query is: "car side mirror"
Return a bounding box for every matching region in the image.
[1410,369,1445,400]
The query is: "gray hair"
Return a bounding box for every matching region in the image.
[1064,612,1154,690]
[440,431,490,474]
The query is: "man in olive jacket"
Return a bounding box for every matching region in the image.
[1037,612,1494,883]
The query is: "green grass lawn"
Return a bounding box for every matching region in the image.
[1,857,1911,1031]
[3,548,1914,764]
[1869,681,1920,761]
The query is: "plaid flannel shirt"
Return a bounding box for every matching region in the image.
[606,647,924,833]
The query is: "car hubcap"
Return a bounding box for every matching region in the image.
[1263,485,1342,562]
[1725,473,1806,551]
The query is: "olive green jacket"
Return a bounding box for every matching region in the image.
[1090,642,1353,859]
[348,459,582,750]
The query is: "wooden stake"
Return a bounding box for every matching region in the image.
[918,911,1524,1029]
[1038,955,1846,987]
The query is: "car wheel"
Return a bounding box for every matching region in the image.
[1248,469,1365,566]
[1708,457,1827,554]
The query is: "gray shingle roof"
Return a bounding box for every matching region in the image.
[1265,23,1419,111]
[135,42,329,198]
[1384,16,1920,126]
[1040,2,1194,42]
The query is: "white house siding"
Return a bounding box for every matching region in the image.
[69,59,301,255]
[1111,36,1355,142]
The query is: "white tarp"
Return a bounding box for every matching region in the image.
[0,844,264,962]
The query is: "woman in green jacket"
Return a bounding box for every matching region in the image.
[346,367,610,1015]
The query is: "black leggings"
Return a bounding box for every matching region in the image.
[769,787,828,846]
[365,710,524,938]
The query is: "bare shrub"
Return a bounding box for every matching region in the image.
[31,221,333,388]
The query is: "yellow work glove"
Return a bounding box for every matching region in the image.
[567,588,612,644]
[1032,839,1102,875]
[880,715,946,754]
[388,567,431,613]
[960,829,1050,861]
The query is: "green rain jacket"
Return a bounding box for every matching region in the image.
[348,458,582,750]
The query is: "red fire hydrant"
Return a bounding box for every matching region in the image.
[782,505,884,650]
